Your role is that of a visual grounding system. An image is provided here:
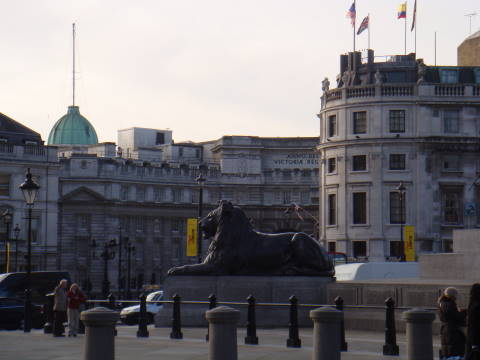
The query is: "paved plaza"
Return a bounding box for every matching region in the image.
[0,325,441,360]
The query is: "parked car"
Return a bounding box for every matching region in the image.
[0,297,44,330]
[328,252,348,265]
[120,290,164,325]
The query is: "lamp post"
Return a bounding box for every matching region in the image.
[100,239,116,299]
[1,210,12,273]
[19,168,40,333]
[13,224,20,272]
[125,242,135,299]
[397,182,406,262]
[117,226,123,298]
[196,174,205,263]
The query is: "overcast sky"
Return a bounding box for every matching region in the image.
[0,0,478,143]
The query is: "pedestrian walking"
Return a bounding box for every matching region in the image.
[53,279,68,337]
[438,287,467,359]
[466,283,480,360]
[66,283,85,337]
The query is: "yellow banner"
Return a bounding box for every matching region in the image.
[404,225,415,262]
[186,218,198,257]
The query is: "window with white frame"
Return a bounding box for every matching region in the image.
[353,111,367,134]
[389,154,406,170]
[352,155,367,171]
[389,110,406,133]
[328,115,337,137]
[327,158,336,174]
[442,187,463,225]
[440,69,459,83]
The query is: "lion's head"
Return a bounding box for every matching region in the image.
[200,200,253,240]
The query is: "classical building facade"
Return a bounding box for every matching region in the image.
[0,112,60,273]
[318,50,480,261]
[55,128,319,295]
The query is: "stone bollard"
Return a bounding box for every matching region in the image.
[310,306,342,360]
[403,308,435,360]
[205,306,240,360]
[81,307,119,360]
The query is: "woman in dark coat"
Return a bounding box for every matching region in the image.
[466,283,480,360]
[438,287,466,359]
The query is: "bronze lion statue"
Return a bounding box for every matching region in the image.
[167,201,334,276]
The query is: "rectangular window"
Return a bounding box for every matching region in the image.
[136,187,145,202]
[328,115,337,137]
[328,194,337,225]
[353,192,367,224]
[444,109,460,134]
[301,191,310,204]
[153,218,163,234]
[178,147,183,157]
[389,192,405,224]
[440,69,459,83]
[0,174,9,197]
[443,155,461,171]
[353,111,367,134]
[353,241,367,257]
[327,158,336,174]
[389,110,405,133]
[172,238,181,259]
[352,155,367,171]
[120,185,129,201]
[442,188,463,224]
[475,69,480,84]
[328,242,336,253]
[153,188,164,202]
[390,241,403,258]
[389,154,406,170]
[173,189,183,203]
[156,132,165,145]
[283,191,291,204]
[76,214,90,231]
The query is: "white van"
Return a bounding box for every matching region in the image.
[335,262,419,281]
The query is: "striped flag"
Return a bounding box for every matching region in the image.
[411,0,417,31]
[397,3,407,19]
[346,2,356,27]
[357,15,369,35]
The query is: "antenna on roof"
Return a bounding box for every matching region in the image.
[72,23,76,106]
[465,12,478,35]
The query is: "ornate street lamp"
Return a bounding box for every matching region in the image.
[101,239,116,299]
[125,242,135,299]
[1,209,12,272]
[196,174,206,263]
[19,168,40,333]
[13,224,20,272]
[396,182,406,262]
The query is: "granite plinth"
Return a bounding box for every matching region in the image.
[155,276,333,327]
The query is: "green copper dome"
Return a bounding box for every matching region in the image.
[48,106,98,145]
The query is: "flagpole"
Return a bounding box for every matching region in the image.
[353,0,356,52]
[415,2,417,55]
[404,10,407,55]
[368,13,370,49]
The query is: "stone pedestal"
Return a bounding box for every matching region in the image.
[155,276,333,327]
[403,308,435,360]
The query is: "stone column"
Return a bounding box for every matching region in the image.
[80,307,119,360]
[403,308,436,360]
[310,306,341,360]
[205,306,240,360]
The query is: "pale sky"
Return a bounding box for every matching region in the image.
[0,0,478,144]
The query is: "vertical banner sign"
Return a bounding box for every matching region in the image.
[404,225,415,262]
[186,218,198,257]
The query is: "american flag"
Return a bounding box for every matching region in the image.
[346,2,356,27]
